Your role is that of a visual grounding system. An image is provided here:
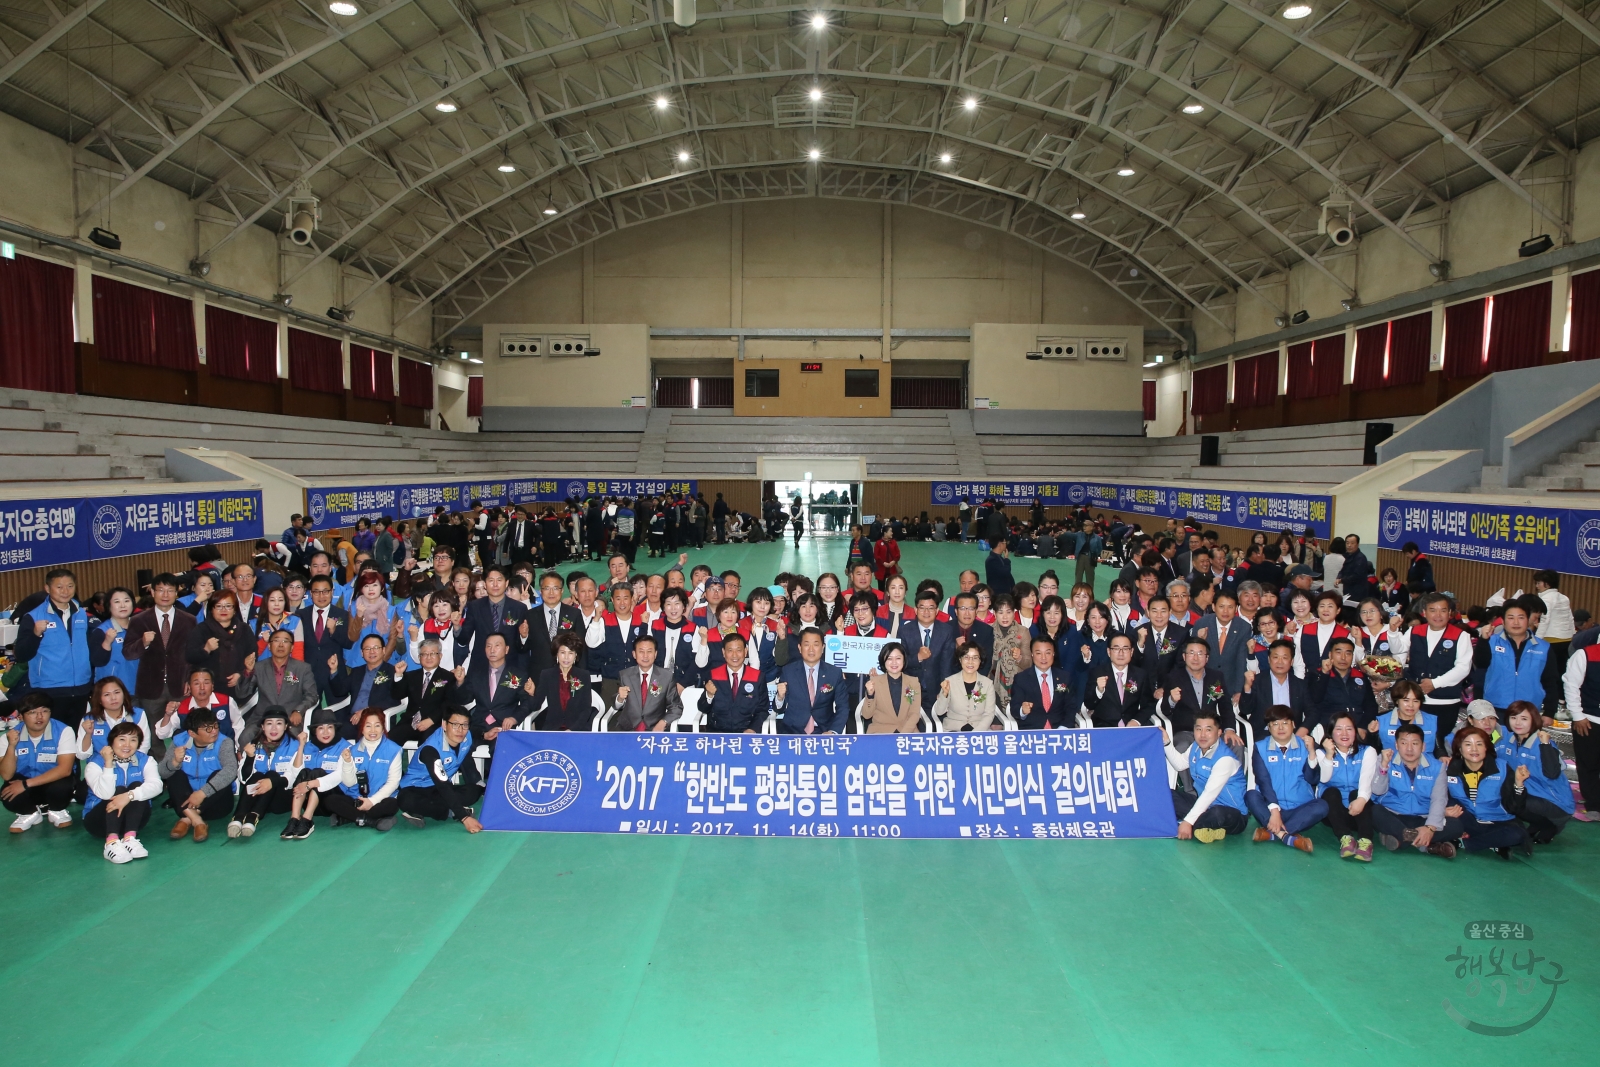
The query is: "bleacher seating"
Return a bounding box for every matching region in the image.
[657,412,963,478]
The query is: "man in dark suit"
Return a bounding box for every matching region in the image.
[1009,636,1078,729]
[1195,590,1252,697]
[1084,633,1155,728]
[899,592,956,713]
[773,629,850,733]
[1240,638,1312,736]
[504,508,536,567]
[298,575,354,695]
[327,631,401,738]
[984,540,1015,595]
[520,571,585,674]
[457,633,534,742]
[389,636,460,745]
[123,572,197,723]
[1135,595,1188,682]
[1163,637,1240,742]
[454,566,529,675]
[949,593,994,675]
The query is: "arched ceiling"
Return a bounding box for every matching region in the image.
[2,0,1596,345]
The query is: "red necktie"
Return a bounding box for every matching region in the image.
[1040,672,1051,712]
[315,610,325,642]
[160,612,170,646]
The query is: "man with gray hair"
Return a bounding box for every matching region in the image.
[391,637,460,745]
[1234,581,1263,625]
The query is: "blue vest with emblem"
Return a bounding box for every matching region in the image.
[171,730,224,792]
[1377,708,1437,755]
[1325,748,1367,805]
[24,603,92,689]
[340,736,402,798]
[1497,735,1574,813]
[1405,625,1466,700]
[1482,634,1549,709]
[11,720,72,778]
[1255,735,1316,808]
[1188,740,1246,813]
[93,624,140,689]
[84,756,150,813]
[302,737,350,775]
[81,708,148,755]
[249,737,301,777]
[1447,759,1513,822]
[399,727,473,789]
[1376,756,1442,816]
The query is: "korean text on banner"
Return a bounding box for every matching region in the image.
[305,478,698,530]
[481,729,1178,840]
[826,634,892,674]
[0,489,263,573]
[930,481,1332,538]
[1379,496,1596,577]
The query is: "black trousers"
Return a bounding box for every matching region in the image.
[233,773,293,820]
[321,789,400,822]
[1320,787,1375,840]
[1455,812,1529,852]
[1371,805,1467,844]
[162,775,234,820]
[1171,789,1247,833]
[2,776,75,814]
[84,797,152,837]
[1573,721,1600,815]
[1519,796,1571,842]
[399,783,483,821]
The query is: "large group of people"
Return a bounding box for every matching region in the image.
[1,499,1591,868]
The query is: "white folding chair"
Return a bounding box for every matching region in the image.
[384,697,409,729]
[854,698,869,735]
[589,691,609,732]
[673,686,705,731]
[471,744,491,778]
[1149,705,1179,788]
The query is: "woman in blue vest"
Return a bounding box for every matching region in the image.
[1444,726,1532,859]
[1316,714,1378,862]
[158,705,237,843]
[398,708,484,831]
[282,710,348,840]
[1372,681,1440,757]
[1,693,79,832]
[1498,701,1573,844]
[75,679,150,787]
[1474,601,1551,718]
[321,708,403,830]
[228,706,302,839]
[177,570,215,620]
[83,720,162,863]
[89,588,140,691]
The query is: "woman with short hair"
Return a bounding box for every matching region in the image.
[84,721,161,862]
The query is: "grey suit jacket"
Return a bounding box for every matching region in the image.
[243,656,322,718]
[608,665,682,731]
[1197,615,1254,697]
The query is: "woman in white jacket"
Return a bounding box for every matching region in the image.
[84,721,163,863]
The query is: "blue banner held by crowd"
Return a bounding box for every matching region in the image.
[1379,495,1597,578]
[305,478,698,531]
[930,480,1333,538]
[0,488,263,573]
[481,728,1177,841]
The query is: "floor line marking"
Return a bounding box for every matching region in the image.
[593,836,692,1067]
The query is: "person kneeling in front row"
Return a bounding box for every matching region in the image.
[398,708,483,832]
[1245,705,1327,854]
[160,706,237,843]
[320,708,403,831]
[1164,709,1249,843]
[84,721,161,862]
[2,693,78,833]
[281,710,349,840]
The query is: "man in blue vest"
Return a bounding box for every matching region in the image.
[1474,601,1553,718]
[1163,709,1248,843]
[398,708,483,832]
[1370,723,1460,858]
[1245,706,1326,853]
[1,693,78,832]
[158,705,239,843]
[14,568,94,729]
[1404,593,1473,729]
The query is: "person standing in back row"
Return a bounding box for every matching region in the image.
[15,568,94,729]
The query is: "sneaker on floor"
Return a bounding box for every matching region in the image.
[374,816,395,832]
[296,819,315,839]
[1427,840,1457,860]
[1287,834,1314,854]
[329,814,347,828]
[104,841,133,863]
[1378,833,1402,852]
[1354,838,1373,863]
[400,810,425,829]
[123,838,148,860]
[1193,827,1225,844]
[1251,827,1272,843]
[279,819,300,840]
[240,816,258,838]
[1338,834,1356,859]
[226,819,244,839]
[45,809,72,828]
[9,810,43,834]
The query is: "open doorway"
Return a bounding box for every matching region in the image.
[774,479,861,536]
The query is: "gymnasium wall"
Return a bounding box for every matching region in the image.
[0,540,257,609]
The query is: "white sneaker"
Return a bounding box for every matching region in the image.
[104,841,132,863]
[226,819,244,838]
[240,819,256,838]
[123,838,148,860]
[45,809,72,828]
[9,810,43,833]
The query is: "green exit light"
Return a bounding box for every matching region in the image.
[0,242,14,259]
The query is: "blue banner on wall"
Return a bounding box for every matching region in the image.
[305,478,699,530]
[930,480,1332,538]
[1379,496,1597,577]
[0,488,263,573]
[481,728,1177,841]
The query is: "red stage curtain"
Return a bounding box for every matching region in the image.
[1351,322,1390,392]
[1190,364,1227,415]
[288,328,343,394]
[205,306,278,384]
[1442,298,1486,380]
[1485,281,1550,372]
[1286,337,1344,400]
[1387,312,1431,387]
[92,275,197,370]
[467,375,484,417]
[1233,351,1279,409]
[0,252,75,393]
[1142,379,1157,421]
[399,358,433,408]
[350,345,394,400]
[1571,270,1600,361]
[697,377,733,407]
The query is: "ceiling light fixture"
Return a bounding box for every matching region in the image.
[1282,3,1313,18]
[1181,102,1205,114]
[1117,164,1136,176]
[655,95,670,110]
[963,96,978,111]
[809,87,823,102]
[1070,210,1087,220]
[498,162,516,173]
[434,100,457,113]
[939,152,952,163]
[542,206,558,215]
[329,1,358,14]
[811,13,828,28]
[678,150,691,162]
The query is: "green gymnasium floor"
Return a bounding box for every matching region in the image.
[3,538,1595,1066]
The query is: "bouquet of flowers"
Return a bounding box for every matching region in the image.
[1363,655,1404,683]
